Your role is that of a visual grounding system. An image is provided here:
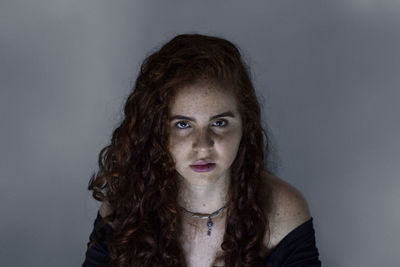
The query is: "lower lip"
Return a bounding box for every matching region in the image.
[190,163,216,172]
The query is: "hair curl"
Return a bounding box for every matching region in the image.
[88,33,275,266]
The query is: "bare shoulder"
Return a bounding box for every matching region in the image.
[261,170,312,249]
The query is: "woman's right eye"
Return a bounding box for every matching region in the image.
[176,121,190,129]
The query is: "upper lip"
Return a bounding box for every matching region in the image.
[191,159,215,166]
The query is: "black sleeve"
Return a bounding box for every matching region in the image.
[82,212,113,267]
[265,218,322,267]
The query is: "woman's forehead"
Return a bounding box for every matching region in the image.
[169,84,239,115]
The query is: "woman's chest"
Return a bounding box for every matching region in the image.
[179,216,226,267]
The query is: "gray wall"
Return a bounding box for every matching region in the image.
[1,1,399,266]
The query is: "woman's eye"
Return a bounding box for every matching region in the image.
[175,120,228,130]
[176,121,189,129]
[213,120,228,127]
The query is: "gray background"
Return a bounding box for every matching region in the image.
[1,1,399,266]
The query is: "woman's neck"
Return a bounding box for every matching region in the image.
[177,173,231,214]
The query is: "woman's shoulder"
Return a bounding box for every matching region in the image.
[261,170,312,250]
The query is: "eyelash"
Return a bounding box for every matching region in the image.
[175,120,228,129]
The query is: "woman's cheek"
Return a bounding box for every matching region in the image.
[219,128,241,140]
[169,133,190,152]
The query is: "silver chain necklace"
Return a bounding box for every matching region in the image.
[179,204,228,236]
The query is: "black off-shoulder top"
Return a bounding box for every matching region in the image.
[82,212,321,266]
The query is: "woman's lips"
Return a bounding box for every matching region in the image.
[190,163,216,172]
[191,160,215,165]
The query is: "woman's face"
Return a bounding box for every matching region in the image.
[168,82,243,186]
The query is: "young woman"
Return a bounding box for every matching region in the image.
[82,34,321,267]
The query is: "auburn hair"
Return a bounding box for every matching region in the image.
[88,33,275,266]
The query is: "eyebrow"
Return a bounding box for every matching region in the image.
[169,111,236,122]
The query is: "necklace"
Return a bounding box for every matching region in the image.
[179,203,228,236]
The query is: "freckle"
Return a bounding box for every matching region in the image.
[203,204,206,207]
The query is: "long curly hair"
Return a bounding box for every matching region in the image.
[88,33,275,266]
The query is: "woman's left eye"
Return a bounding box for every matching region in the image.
[213,120,228,127]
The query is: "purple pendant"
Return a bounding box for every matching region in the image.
[207,218,213,236]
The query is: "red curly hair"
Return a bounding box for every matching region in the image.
[88,33,275,266]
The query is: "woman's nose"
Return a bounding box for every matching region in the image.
[192,129,214,150]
